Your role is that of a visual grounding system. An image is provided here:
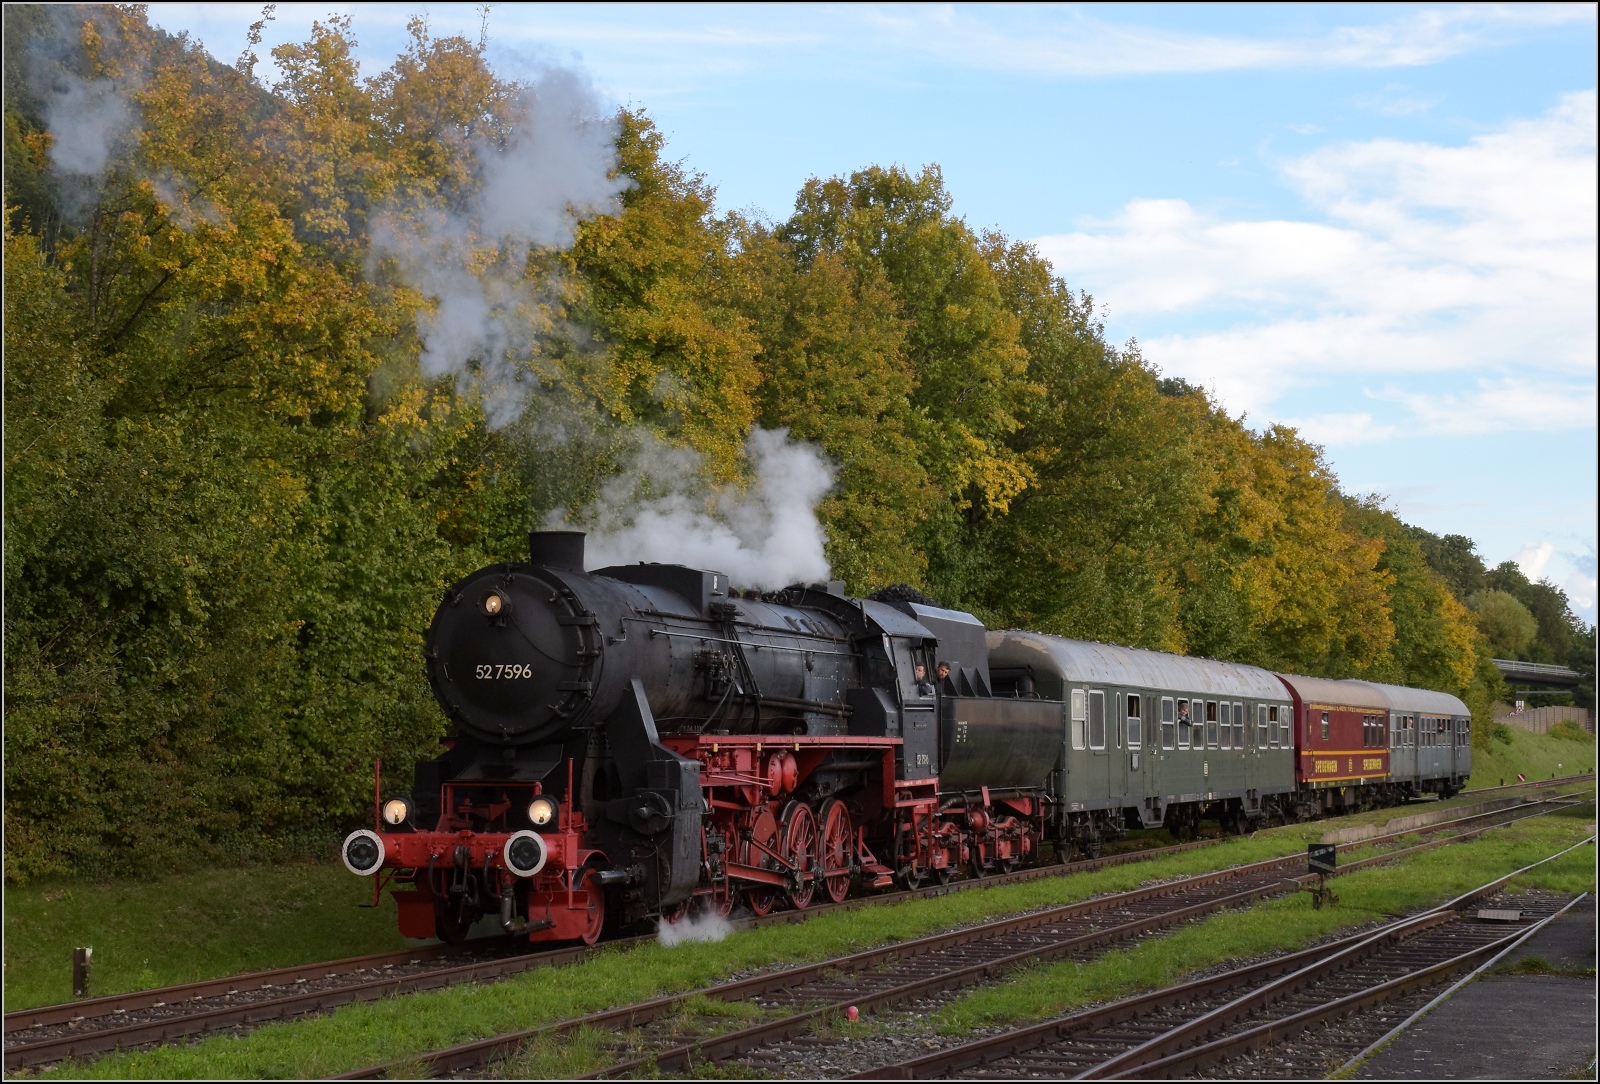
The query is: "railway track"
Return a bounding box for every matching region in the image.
[329,793,1588,1081]
[0,827,1222,1071]
[854,841,1593,1080]
[7,780,1585,1073]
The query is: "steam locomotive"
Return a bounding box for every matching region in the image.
[341,531,1470,944]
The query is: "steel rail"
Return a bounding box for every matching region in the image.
[11,785,1583,1073]
[569,799,1580,1082]
[328,794,1579,1081]
[0,831,1241,1071]
[2,940,508,1032]
[1099,850,1594,1080]
[852,834,1594,1082]
[1332,892,1591,1078]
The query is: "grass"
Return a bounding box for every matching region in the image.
[3,859,408,1010]
[1472,725,1596,789]
[35,800,1594,1080]
[7,723,1585,1013]
[1494,955,1597,978]
[932,806,1596,1035]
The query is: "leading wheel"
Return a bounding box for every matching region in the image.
[816,799,853,904]
[780,802,818,910]
[576,868,606,945]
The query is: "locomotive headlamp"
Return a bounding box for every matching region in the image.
[341,829,385,876]
[480,589,509,617]
[503,830,548,877]
[381,797,412,827]
[528,796,557,827]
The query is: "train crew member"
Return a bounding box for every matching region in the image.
[937,661,955,693]
[913,663,937,697]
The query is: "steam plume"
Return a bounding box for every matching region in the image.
[371,66,630,427]
[563,428,835,590]
[658,909,733,946]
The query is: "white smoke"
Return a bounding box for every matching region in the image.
[371,66,631,427]
[24,8,143,222]
[43,74,134,177]
[566,428,835,590]
[657,909,733,947]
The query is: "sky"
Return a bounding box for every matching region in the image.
[146,3,1599,622]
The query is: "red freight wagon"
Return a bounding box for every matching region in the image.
[1274,673,1391,817]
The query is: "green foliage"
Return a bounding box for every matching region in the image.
[5,5,1590,881]
[1548,720,1593,742]
[1470,589,1540,658]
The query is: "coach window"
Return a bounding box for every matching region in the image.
[1177,699,1191,748]
[1070,689,1087,749]
[1161,697,1175,749]
[1206,701,1219,747]
[1256,704,1268,748]
[1319,711,1330,742]
[1127,694,1142,748]
[1268,705,1280,747]
[1233,703,1245,748]
[1362,715,1371,748]
[1088,690,1106,750]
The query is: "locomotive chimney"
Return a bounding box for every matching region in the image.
[528,530,585,571]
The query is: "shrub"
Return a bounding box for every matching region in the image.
[1548,720,1593,742]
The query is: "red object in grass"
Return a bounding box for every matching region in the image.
[847,1006,859,1023]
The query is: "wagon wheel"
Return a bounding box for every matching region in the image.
[897,863,926,891]
[816,799,854,904]
[780,802,818,910]
[742,807,781,916]
[933,865,954,886]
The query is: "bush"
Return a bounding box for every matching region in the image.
[1493,722,1515,745]
[1548,720,1594,742]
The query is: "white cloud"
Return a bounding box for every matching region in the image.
[1034,91,1598,430]
[1351,82,1444,117]
[1515,541,1557,580]
[147,3,1598,97]
[1277,412,1398,448]
[1505,541,1596,623]
[849,4,1594,79]
[1368,378,1598,436]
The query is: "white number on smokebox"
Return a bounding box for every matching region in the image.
[475,663,532,679]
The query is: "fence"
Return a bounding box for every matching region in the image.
[1493,704,1592,734]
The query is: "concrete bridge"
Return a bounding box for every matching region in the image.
[1492,658,1583,692]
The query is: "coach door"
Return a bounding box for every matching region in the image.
[1108,692,1129,803]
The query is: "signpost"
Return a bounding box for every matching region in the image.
[1306,844,1337,909]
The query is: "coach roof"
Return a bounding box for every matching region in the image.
[987,630,1288,700]
[1274,673,1389,712]
[1351,680,1470,717]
